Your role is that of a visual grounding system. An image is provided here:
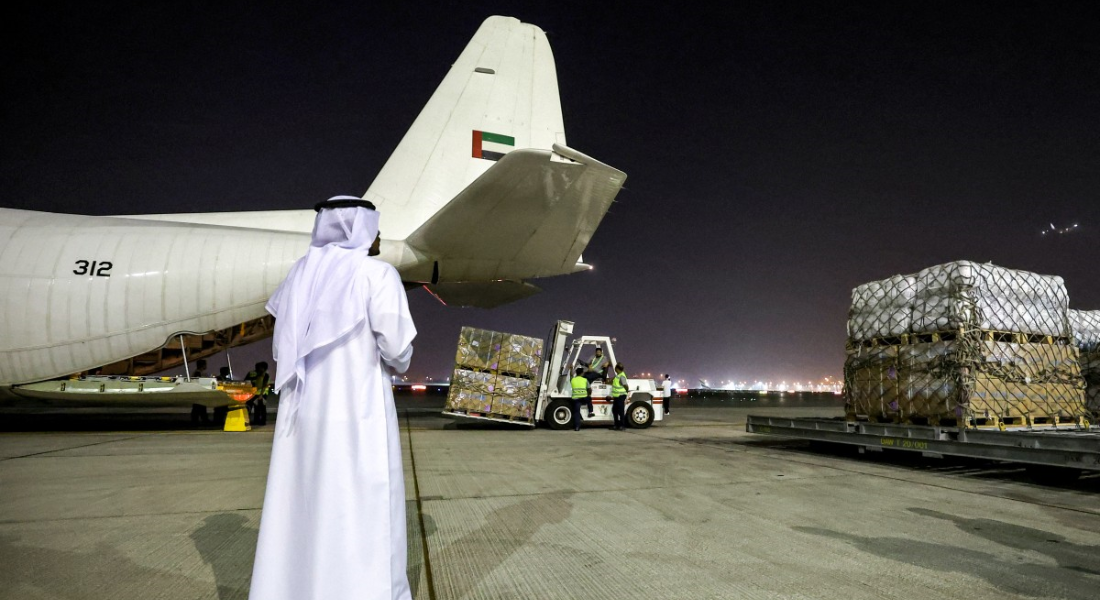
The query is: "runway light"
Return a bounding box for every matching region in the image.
[411,384,427,391]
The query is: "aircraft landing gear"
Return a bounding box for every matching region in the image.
[190,404,211,425]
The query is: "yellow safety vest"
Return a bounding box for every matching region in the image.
[612,372,628,395]
[248,371,270,394]
[571,376,588,399]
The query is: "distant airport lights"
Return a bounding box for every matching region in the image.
[707,378,842,393]
[398,375,842,393]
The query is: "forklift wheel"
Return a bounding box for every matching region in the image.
[546,400,574,430]
[627,402,654,428]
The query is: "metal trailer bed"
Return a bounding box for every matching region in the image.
[746,415,1100,473]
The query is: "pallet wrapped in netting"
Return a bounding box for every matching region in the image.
[848,275,916,340]
[845,261,1087,426]
[846,339,1084,425]
[1070,309,1100,416]
[848,261,1070,341]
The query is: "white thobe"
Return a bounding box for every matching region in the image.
[250,259,415,600]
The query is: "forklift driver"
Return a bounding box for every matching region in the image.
[584,347,609,383]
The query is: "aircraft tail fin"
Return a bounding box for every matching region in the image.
[363,16,565,240]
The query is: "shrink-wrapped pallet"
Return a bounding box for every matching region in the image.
[845,262,1085,424]
[1069,309,1100,414]
[498,333,544,377]
[444,368,494,413]
[911,261,1068,337]
[848,275,916,340]
[1070,309,1100,352]
[446,326,544,422]
[846,340,1085,422]
[490,375,537,419]
[454,327,502,371]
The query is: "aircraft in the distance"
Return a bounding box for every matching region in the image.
[0,16,627,389]
[1040,222,1079,236]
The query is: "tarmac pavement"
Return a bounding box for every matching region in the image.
[1,397,1097,599]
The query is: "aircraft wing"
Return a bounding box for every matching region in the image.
[405,144,626,283]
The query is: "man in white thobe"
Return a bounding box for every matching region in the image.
[250,196,416,600]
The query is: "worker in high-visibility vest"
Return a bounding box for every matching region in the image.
[583,347,609,383]
[570,367,590,431]
[246,361,271,426]
[610,363,629,431]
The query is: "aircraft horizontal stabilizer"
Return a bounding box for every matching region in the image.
[406,144,626,282]
[423,280,542,309]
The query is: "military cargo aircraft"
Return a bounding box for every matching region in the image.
[0,16,627,390]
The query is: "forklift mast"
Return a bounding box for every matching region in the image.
[537,320,575,412]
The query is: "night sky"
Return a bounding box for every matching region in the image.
[3,2,1098,386]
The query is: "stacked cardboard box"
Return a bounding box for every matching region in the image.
[1069,309,1100,416]
[446,368,494,413]
[845,261,1087,424]
[498,334,543,377]
[445,327,543,422]
[454,327,502,371]
[490,375,538,420]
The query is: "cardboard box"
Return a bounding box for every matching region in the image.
[498,333,543,377]
[445,368,495,413]
[454,327,502,371]
[845,340,1086,422]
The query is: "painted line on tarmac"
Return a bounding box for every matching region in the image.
[0,433,160,462]
[404,409,438,600]
[410,473,853,504]
[0,506,263,526]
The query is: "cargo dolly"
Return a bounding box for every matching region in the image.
[746,415,1100,480]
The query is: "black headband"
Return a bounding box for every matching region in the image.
[314,199,377,212]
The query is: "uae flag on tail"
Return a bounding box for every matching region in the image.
[472,130,514,161]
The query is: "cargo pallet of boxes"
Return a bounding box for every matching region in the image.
[1070,309,1100,417]
[443,327,544,425]
[844,261,1088,428]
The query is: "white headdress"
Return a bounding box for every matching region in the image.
[266,196,381,392]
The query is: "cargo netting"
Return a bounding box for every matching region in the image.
[845,261,1087,427]
[444,327,543,422]
[1069,309,1100,416]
